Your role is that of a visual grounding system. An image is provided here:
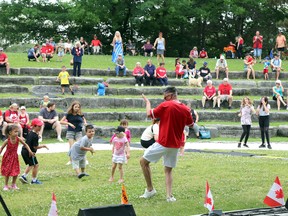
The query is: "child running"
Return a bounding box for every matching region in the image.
[69,125,95,179]
[0,125,34,191]
[19,118,49,184]
[56,65,74,95]
[109,126,130,183]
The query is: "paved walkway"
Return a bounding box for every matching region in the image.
[21,141,288,155]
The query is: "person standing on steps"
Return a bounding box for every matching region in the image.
[256,96,272,149]
[140,87,193,202]
[238,97,255,148]
[71,42,84,77]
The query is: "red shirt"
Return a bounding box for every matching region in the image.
[91,39,101,46]
[5,110,19,123]
[199,51,207,58]
[0,53,8,63]
[247,56,254,64]
[218,83,232,95]
[156,67,167,78]
[253,35,263,49]
[204,86,216,97]
[150,100,193,148]
[41,46,47,54]
[132,67,144,76]
[239,38,244,45]
[46,45,54,54]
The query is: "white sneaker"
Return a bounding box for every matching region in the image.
[139,188,156,198]
[66,161,71,165]
[141,83,144,86]
[57,137,64,142]
[38,137,42,143]
[86,160,89,165]
[167,195,176,202]
[135,84,138,87]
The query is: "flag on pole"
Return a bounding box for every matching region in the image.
[48,192,58,216]
[204,181,214,212]
[121,184,129,204]
[264,176,285,207]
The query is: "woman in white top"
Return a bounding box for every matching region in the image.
[256,96,271,149]
[153,32,165,63]
[140,118,160,148]
[238,97,255,148]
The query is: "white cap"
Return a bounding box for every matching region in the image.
[220,55,225,60]
[207,80,212,84]
[223,78,228,82]
[20,106,26,110]
[276,80,281,84]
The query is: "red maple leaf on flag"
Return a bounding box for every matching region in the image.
[206,198,212,205]
[275,189,284,199]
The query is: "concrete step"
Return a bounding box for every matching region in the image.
[6,67,288,80]
[0,85,29,93]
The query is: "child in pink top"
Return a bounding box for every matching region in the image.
[175,58,184,79]
[109,126,130,183]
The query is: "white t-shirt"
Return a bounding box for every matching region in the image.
[141,124,159,141]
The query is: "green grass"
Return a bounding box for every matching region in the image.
[2,150,288,215]
[7,52,286,72]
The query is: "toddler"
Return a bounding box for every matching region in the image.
[56,65,74,95]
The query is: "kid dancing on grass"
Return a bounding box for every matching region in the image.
[19,118,49,185]
[263,57,270,80]
[56,65,75,95]
[69,125,95,179]
[0,125,34,191]
[109,126,130,184]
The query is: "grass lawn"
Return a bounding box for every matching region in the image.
[1,150,288,215]
[7,52,286,72]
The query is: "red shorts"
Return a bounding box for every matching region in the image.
[176,71,184,76]
[263,68,268,74]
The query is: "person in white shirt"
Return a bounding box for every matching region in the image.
[215,55,229,79]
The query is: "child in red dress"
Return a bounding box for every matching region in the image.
[0,125,34,191]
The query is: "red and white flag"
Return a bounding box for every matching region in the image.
[263,176,285,207]
[48,192,58,216]
[204,181,214,212]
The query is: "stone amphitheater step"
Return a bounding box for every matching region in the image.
[7,67,288,80]
[0,85,29,93]
[42,124,288,139]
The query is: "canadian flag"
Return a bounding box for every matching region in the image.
[204,181,214,212]
[48,192,58,216]
[263,176,285,207]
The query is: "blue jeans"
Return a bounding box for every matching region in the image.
[157,77,168,86]
[115,66,126,76]
[254,48,262,58]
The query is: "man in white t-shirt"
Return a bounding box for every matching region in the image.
[215,55,229,79]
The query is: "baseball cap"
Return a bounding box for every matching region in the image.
[31,118,43,127]
[223,78,228,82]
[275,80,281,84]
[0,47,3,51]
[20,106,26,110]
[203,62,208,65]
[115,126,125,134]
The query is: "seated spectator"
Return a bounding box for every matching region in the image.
[271,54,282,80]
[244,53,255,80]
[140,118,160,149]
[215,55,229,79]
[132,62,145,86]
[216,78,233,110]
[197,62,212,81]
[144,59,156,86]
[142,40,153,57]
[187,57,197,77]
[28,44,40,62]
[39,95,50,109]
[64,39,72,54]
[4,103,23,137]
[175,58,184,79]
[90,35,102,55]
[0,47,10,75]
[202,80,217,109]
[199,48,208,58]
[0,109,8,140]
[187,102,200,138]
[79,37,88,54]
[181,60,189,78]
[189,46,198,58]
[38,102,63,142]
[57,39,65,62]
[156,62,168,86]
[19,106,30,139]
[126,40,136,56]
[272,80,286,111]
[115,54,126,76]
[224,42,236,59]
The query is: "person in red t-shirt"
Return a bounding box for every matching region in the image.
[0,47,10,75]
[90,35,102,55]
[217,78,233,110]
[140,87,193,202]
[156,62,168,86]
[199,48,208,58]
[132,62,145,86]
[236,35,244,59]
[253,31,263,62]
[202,80,217,109]
[0,110,8,140]
[40,43,48,62]
[45,42,54,62]
[244,53,255,80]
[4,103,23,137]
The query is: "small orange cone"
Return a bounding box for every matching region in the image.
[121,184,129,204]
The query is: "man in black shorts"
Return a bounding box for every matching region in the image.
[38,102,63,142]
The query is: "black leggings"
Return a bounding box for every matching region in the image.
[240,125,251,144]
[259,116,270,145]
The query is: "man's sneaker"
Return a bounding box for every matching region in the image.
[228,106,232,110]
[167,195,177,202]
[78,173,85,179]
[57,137,64,142]
[31,179,42,184]
[243,144,249,148]
[3,185,9,191]
[259,144,266,148]
[139,188,157,198]
[71,91,74,95]
[11,184,19,190]
[267,144,272,149]
[84,173,89,176]
[237,143,241,148]
[19,175,28,184]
